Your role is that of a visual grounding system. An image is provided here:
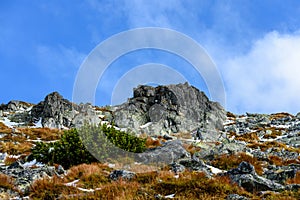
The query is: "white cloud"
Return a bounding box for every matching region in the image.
[222,31,300,114]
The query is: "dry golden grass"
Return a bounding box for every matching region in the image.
[4,156,18,165]
[172,131,193,139]
[27,162,300,200]
[0,173,15,191]
[29,175,73,199]
[18,127,62,141]
[270,112,294,120]
[268,155,300,166]
[227,112,236,118]
[145,136,162,149]
[183,143,201,156]
[232,132,259,142]
[0,122,11,134]
[247,141,300,153]
[211,152,264,175]
[263,127,283,139]
[286,171,300,184]
[0,141,33,155]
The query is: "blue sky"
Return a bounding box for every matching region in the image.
[1,0,300,114]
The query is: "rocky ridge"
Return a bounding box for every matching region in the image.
[0,83,299,199]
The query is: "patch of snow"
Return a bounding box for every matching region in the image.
[100,121,109,125]
[76,187,95,192]
[35,118,43,128]
[23,159,39,168]
[108,163,115,168]
[223,119,235,126]
[7,154,21,159]
[23,159,44,168]
[140,122,152,129]
[0,152,7,161]
[65,179,80,187]
[205,164,226,174]
[0,117,19,128]
[270,124,290,129]
[98,114,105,119]
[165,194,175,198]
[26,106,33,112]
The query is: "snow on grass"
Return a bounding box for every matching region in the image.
[34,118,43,128]
[205,164,226,174]
[0,117,19,128]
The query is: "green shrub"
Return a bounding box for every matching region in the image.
[31,124,146,169]
[31,128,97,169]
[79,123,146,162]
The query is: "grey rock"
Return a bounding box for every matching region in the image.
[5,100,32,112]
[113,83,226,142]
[225,162,285,192]
[109,170,136,181]
[226,194,249,200]
[1,163,60,195]
[284,184,300,191]
[30,92,76,128]
[169,162,185,173]
[264,164,300,184]
[137,140,190,164]
[29,92,101,129]
[178,159,211,176]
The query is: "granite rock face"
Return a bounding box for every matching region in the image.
[29,92,102,129]
[113,83,226,141]
[30,92,76,128]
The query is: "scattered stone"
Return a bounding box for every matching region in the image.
[137,140,190,164]
[109,170,136,181]
[225,162,285,192]
[226,194,249,200]
[169,162,185,174]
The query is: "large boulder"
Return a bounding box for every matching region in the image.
[137,140,190,164]
[113,83,226,141]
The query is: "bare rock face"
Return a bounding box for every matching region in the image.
[30,92,75,128]
[113,83,226,141]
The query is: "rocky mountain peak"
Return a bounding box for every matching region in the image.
[30,91,76,128]
[113,83,226,141]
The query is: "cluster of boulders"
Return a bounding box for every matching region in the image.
[0,159,65,197]
[0,92,112,129]
[0,83,299,199]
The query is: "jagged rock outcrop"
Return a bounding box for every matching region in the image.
[113,83,226,141]
[30,92,77,128]
[29,92,103,129]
